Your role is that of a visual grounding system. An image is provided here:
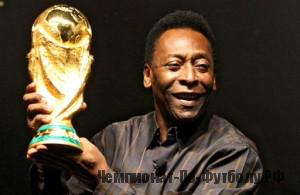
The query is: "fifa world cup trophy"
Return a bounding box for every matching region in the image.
[27,4,93,155]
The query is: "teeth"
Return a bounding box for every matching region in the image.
[173,93,200,100]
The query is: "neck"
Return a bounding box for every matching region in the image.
[155,108,169,143]
[154,107,208,143]
[154,101,176,143]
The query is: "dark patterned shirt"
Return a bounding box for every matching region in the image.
[31,111,263,194]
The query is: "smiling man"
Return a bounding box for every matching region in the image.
[144,27,216,129]
[25,10,263,194]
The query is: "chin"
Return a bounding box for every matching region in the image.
[172,110,202,124]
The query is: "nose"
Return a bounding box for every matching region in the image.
[179,64,198,87]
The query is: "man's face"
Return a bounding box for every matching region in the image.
[144,28,216,123]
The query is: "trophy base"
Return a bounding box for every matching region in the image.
[28,124,82,156]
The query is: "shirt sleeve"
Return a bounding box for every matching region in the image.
[67,124,137,195]
[191,143,263,195]
[90,124,137,195]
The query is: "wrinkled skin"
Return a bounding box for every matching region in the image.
[144,28,216,138]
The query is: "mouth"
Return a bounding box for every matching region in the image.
[172,92,201,101]
[172,92,205,107]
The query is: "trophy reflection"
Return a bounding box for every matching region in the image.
[27,4,93,154]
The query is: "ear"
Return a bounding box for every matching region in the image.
[143,63,152,88]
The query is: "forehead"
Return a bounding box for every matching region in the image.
[154,28,213,57]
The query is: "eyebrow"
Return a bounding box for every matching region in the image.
[167,53,212,63]
[167,54,186,61]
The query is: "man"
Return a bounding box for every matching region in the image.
[24,10,263,194]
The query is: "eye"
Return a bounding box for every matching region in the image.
[195,63,209,72]
[165,62,181,71]
[194,58,210,73]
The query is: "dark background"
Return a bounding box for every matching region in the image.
[0,0,299,194]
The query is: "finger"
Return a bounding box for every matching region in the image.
[79,137,99,155]
[36,144,48,151]
[23,93,46,104]
[82,102,87,110]
[27,103,52,115]
[80,102,87,110]
[79,137,88,142]
[27,148,38,158]
[25,82,36,93]
[28,114,52,130]
[27,145,48,158]
[76,102,87,113]
[27,103,53,115]
[78,137,91,153]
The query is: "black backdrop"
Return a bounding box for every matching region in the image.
[0,0,299,194]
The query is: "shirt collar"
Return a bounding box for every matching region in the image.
[147,111,211,150]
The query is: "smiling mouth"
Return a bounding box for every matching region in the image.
[172,93,201,100]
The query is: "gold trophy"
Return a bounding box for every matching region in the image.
[27,4,93,154]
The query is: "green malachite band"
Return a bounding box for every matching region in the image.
[37,124,76,134]
[29,135,80,147]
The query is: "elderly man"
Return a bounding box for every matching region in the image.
[24,10,263,194]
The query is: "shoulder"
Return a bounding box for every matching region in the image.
[202,115,263,174]
[208,115,259,154]
[110,111,154,130]
[90,112,155,159]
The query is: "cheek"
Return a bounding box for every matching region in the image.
[152,70,176,91]
[200,74,215,89]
